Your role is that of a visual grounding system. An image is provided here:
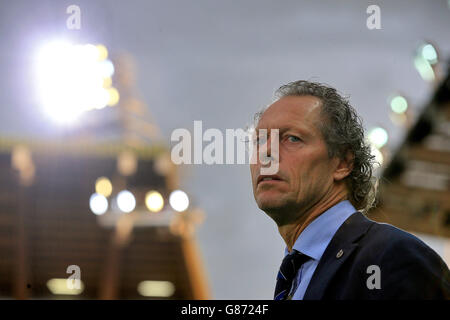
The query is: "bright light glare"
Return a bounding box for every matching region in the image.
[414,56,435,82]
[368,127,388,149]
[107,87,120,106]
[95,177,112,197]
[169,190,189,212]
[89,193,108,215]
[421,44,438,64]
[390,96,408,114]
[370,145,384,166]
[96,44,108,61]
[35,41,117,125]
[145,191,164,212]
[99,60,115,78]
[46,278,84,295]
[117,190,136,213]
[137,280,175,297]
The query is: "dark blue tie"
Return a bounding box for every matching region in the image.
[274,250,310,300]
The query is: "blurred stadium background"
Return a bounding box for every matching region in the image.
[0,0,449,299]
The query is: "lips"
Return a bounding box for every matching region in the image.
[257,175,283,185]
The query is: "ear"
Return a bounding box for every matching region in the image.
[333,151,354,181]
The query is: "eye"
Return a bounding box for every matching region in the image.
[287,135,301,143]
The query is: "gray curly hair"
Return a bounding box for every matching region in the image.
[254,80,378,213]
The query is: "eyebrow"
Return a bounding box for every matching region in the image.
[256,125,313,138]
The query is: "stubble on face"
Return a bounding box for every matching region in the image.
[250,95,336,226]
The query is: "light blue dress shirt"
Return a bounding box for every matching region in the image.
[283,200,357,300]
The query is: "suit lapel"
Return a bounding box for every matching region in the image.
[303,211,374,300]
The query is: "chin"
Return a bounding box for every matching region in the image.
[258,205,290,226]
[255,196,298,226]
[256,197,284,212]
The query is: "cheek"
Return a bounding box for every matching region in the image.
[250,165,259,185]
[250,164,257,176]
[285,164,303,193]
[308,159,335,189]
[287,156,327,193]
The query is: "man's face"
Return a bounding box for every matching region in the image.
[250,95,339,225]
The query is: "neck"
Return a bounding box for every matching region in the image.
[278,184,348,253]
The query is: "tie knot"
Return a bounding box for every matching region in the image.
[277,250,310,282]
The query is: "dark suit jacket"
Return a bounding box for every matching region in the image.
[302,211,450,299]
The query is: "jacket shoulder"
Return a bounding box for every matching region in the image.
[357,217,450,299]
[365,219,429,247]
[359,217,445,266]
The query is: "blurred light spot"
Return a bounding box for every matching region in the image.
[370,145,384,166]
[169,190,189,212]
[368,127,388,149]
[35,41,117,125]
[390,96,408,114]
[96,44,108,61]
[99,59,115,78]
[92,88,111,110]
[414,56,435,82]
[117,150,137,176]
[89,193,108,215]
[421,44,438,64]
[154,153,172,175]
[137,281,175,297]
[117,190,136,213]
[414,42,438,82]
[107,87,120,106]
[95,177,112,197]
[145,191,164,212]
[46,278,84,295]
[82,44,100,61]
[11,145,35,186]
[103,77,112,88]
[11,145,32,171]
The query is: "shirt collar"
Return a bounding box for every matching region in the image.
[285,200,357,261]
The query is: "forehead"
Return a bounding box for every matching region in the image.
[256,95,323,132]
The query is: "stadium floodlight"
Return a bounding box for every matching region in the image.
[46,278,84,295]
[117,190,136,213]
[35,41,119,125]
[370,145,384,166]
[137,280,175,297]
[414,42,439,82]
[420,43,438,65]
[145,191,164,213]
[169,190,189,212]
[89,193,108,215]
[368,127,388,149]
[390,95,408,114]
[95,176,113,197]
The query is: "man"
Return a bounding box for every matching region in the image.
[250,80,450,300]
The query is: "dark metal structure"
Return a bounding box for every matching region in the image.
[369,61,450,238]
[0,139,209,299]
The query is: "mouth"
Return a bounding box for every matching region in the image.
[257,175,283,185]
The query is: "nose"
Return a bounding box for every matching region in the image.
[258,130,278,165]
[260,142,272,164]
